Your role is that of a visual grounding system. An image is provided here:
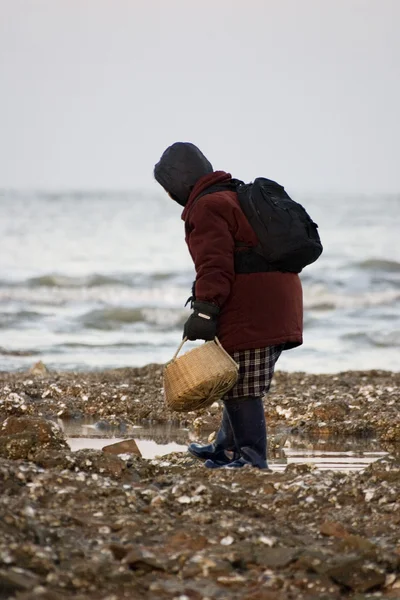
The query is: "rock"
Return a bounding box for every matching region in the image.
[243,592,285,600]
[123,547,166,572]
[381,423,400,442]
[71,449,138,480]
[338,534,378,558]
[0,432,40,460]
[268,432,288,451]
[207,430,216,443]
[293,550,328,573]
[9,543,55,576]
[0,567,40,592]
[364,456,400,482]
[323,557,386,592]
[192,414,220,431]
[0,415,67,460]
[34,448,141,482]
[284,462,315,476]
[102,438,141,457]
[313,400,350,421]
[15,593,70,600]
[0,416,67,450]
[320,521,349,539]
[0,392,32,416]
[33,448,73,469]
[254,547,299,568]
[166,530,208,552]
[29,360,49,376]
[109,543,133,561]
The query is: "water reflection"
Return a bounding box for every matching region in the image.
[61,419,390,472]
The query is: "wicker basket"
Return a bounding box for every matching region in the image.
[163,337,239,412]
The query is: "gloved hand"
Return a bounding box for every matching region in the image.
[183,301,220,341]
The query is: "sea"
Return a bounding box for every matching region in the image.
[0,190,399,374]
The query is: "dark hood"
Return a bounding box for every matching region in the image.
[154,142,213,206]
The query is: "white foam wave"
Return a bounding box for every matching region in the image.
[304,284,400,310]
[0,285,188,307]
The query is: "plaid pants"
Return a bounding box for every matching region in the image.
[224,345,283,400]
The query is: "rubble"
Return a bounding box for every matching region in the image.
[0,366,399,442]
[0,449,399,599]
[0,366,399,599]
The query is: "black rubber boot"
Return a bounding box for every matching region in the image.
[204,396,268,469]
[188,406,238,465]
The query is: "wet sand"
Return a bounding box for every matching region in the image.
[0,364,399,599]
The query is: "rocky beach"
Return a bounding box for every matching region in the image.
[0,364,399,600]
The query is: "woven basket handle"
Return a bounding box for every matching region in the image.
[172,337,189,361]
[214,337,239,369]
[172,337,239,369]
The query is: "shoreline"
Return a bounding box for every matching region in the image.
[1,364,399,599]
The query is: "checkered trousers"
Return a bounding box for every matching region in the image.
[224,345,283,400]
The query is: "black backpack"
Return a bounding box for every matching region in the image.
[189,177,323,274]
[236,178,322,273]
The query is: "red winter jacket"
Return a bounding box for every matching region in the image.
[181,171,303,353]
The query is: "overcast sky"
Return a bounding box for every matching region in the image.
[0,0,399,193]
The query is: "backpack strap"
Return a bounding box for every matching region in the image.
[184,180,275,273]
[184,179,242,234]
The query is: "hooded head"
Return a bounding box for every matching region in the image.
[154,142,213,206]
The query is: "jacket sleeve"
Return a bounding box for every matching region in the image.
[187,196,235,307]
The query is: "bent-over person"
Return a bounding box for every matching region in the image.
[154,142,303,469]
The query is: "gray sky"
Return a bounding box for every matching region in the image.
[0,0,399,193]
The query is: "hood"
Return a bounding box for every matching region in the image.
[154,142,213,206]
[181,171,233,221]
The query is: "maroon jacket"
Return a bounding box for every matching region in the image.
[182,171,303,353]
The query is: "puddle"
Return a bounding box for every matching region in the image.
[61,419,189,460]
[60,419,388,472]
[67,437,186,460]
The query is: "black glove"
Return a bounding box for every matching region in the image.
[184,280,197,307]
[183,301,220,341]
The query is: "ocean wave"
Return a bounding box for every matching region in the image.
[357,259,400,272]
[0,310,43,328]
[58,341,156,349]
[304,285,400,310]
[17,271,187,288]
[79,307,186,330]
[1,284,399,318]
[0,347,38,356]
[27,274,126,288]
[342,331,400,348]
[0,284,187,307]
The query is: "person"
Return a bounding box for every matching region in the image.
[154,142,303,469]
